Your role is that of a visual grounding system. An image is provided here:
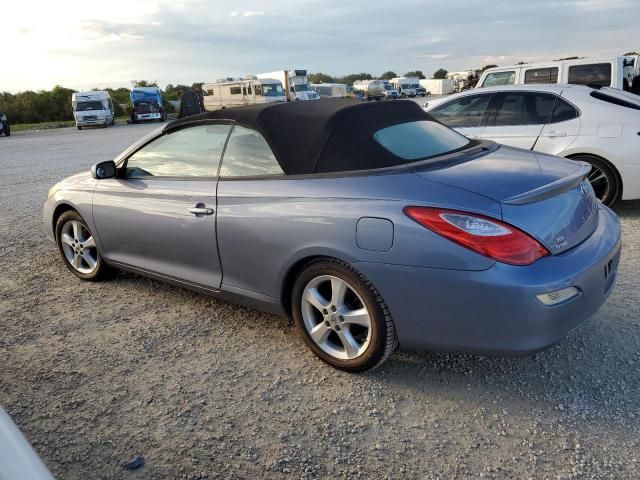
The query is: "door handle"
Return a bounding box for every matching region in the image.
[541,131,567,138]
[189,207,214,215]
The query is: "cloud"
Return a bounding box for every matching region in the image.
[2,0,638,92]
[417,53,451,60]
[482,55,508,63]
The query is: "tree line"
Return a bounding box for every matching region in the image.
[0,80,204,125]
[308,66,500,84]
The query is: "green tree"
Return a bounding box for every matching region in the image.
[433,68,448,79]
[309,73,334,83]
[404,70,426,79]
[334,73,373,85]
[131,80,159,88]
[380,70,398,80]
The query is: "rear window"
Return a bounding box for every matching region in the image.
[590,90,640,110]
[374,120,470,160]
[567,63,612,87]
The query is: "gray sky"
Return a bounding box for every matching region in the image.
[4,0,638,92]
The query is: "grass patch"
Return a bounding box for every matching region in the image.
[11,121,76,132]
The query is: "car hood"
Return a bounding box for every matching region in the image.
[413,145,584,202]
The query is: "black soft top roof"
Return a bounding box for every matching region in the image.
[167,99,434,175]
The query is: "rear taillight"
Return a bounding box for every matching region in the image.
[404,206,549,266]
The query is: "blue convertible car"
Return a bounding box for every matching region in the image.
[44,100,621,372]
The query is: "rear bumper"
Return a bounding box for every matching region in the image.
[354,205,621,355]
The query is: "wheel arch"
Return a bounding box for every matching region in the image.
[280,254,358,317]
[52,203,78,235]
[564,152,623,199]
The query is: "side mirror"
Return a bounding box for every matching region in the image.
[91,160,117,180]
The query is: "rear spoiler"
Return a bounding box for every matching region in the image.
[503,162,591,205]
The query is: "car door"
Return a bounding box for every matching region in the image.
[92,123,231,289]
[215,125,288,296]
[533,94,581,155]
[428,93,493,139]
[482,92,555,149]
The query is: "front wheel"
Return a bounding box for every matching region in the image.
[291,259,397,372]
[572,154,621,206]
[55,210,111,281]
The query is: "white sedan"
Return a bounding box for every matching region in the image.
[424,84,640,205]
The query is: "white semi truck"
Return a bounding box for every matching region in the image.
[257,70,320,101]
[311,83,348,98]
[71,91,115,130]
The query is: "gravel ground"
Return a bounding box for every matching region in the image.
[1,124,640,479]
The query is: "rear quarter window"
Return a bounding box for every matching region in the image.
[374,120,470,160]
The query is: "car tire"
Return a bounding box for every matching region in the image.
[4,125,9,136]
[571,154,621,206]
[291,259,397,372]
[55,210,112,281]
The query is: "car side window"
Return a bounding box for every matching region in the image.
[550,98,580,123]
[125,124,231,178]
[220,126,284,177]
[430,95,492,128]
[524,67,559,84]
[493,93,555,126]
[482,71,516,87]
[567,63,612,87]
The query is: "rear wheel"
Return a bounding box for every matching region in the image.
[4,125,9,136]
[291,259,397,372]
[571,154,620,206]
[55,210,111,281]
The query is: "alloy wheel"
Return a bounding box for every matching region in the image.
[59,220,98,274]
[588,164,609,202]
[301,275,372,360]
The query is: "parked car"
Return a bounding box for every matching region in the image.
[425,84,640,205]
[0,407,54,479]
[44,100,620,372]
[0,110,9,136]
[413,84,428,97]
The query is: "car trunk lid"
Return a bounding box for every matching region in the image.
[413,145,600,255]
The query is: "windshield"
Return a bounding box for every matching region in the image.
[262,83,285,97]
[294,84,310,92]
[76,101,104,111]
[131,90,160,102]
[412,84,420,89]
[384,84,392,90]
[374,120,471,160]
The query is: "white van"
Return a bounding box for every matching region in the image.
[71,91,115,129]
[477,56,639,92]
[390,77,417,97]
[202,78,286,110]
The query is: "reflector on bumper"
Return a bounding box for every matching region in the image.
[535,287,580,306]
